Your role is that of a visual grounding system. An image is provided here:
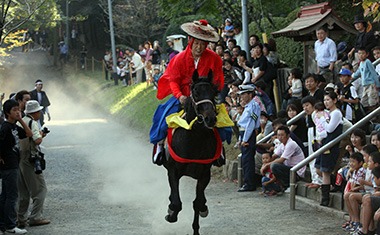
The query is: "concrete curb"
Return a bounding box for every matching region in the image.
[292,194,348,220]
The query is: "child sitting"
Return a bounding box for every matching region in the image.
[336,129,367,192]
[342,147,379,232]
[260,152,281,196]
[342,152,366,232]
[373,167,380,235]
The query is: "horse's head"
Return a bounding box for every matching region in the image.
[188,70,218,129]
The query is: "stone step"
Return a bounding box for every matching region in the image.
[296,181,345,211]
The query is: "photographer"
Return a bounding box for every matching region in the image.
[17,100,50,227]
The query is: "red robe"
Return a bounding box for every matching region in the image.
[156,42,224,100]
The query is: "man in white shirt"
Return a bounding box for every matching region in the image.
[269,125,306,190]
[314,27,337,84]
[233,24,244,48]
[126,48,144,84]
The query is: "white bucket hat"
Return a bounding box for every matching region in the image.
[237,84,256,95]
[25,100,43,114]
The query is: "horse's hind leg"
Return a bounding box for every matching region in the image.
[192,171,211,235]
[165,170,182,223]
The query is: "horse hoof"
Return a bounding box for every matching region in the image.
[165,214,178,223]
[199,209,209,218]
[165,209,178,223]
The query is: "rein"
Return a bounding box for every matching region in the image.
[189,82,216,129]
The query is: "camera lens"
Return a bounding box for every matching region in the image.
[34,159,42,174]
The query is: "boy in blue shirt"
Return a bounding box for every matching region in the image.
[352,47,380,113]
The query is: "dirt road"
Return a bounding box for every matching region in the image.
[0,50,345,235]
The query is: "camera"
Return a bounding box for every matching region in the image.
[30,151,45,174]
[41,127,50,134]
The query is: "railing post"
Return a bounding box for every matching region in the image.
[237,153,243,188]
[92,57,95,73]
[290,170,296,210]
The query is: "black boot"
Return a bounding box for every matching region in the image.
[320,184,330,207]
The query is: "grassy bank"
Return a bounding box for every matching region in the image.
[66,70,167,134]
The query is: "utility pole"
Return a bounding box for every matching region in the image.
[241,0,249,54]
[107,0,117,73]
[66,0,69,51]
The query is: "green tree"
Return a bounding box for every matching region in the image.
[99,0,167,48]
[359,0,380,21]
[0,0,59,46]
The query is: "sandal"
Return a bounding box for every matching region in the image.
[341,221,351,229]
[308,183,321,189]
[265,190,278,196]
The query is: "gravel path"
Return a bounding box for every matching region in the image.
[1,50,347,235]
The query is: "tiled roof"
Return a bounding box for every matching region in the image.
[272,2,356,40]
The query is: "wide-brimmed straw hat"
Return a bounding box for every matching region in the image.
[180,20,220,43]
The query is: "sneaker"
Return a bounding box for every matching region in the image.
[351,229,366,235]
[15,221,26,229]
[233,142,240,148]
[5,227,27,234]
[346,222,361,232]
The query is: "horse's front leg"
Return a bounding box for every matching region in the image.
[192,168,211,235]
[165,169,182,223]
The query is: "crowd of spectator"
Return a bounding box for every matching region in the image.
[0,81,52,234]
[101,15,380,233]
[102,39,177,88]
[215,16,380,235]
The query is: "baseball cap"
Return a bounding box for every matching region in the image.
[338,68,352,76]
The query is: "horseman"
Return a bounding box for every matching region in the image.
[150,19,225,164]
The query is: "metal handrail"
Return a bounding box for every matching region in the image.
[289,106,380,210]
[257,110,306,144]
[373,57,380,67]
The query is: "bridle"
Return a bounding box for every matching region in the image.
[189,82,216,129]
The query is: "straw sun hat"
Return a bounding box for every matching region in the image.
[180,20,220,43]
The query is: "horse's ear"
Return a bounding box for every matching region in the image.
[206,70,213,83]
[192,69,199,83]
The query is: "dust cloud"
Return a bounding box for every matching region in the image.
[1,50,200,234]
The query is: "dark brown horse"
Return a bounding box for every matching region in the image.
[163,70,220,235]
